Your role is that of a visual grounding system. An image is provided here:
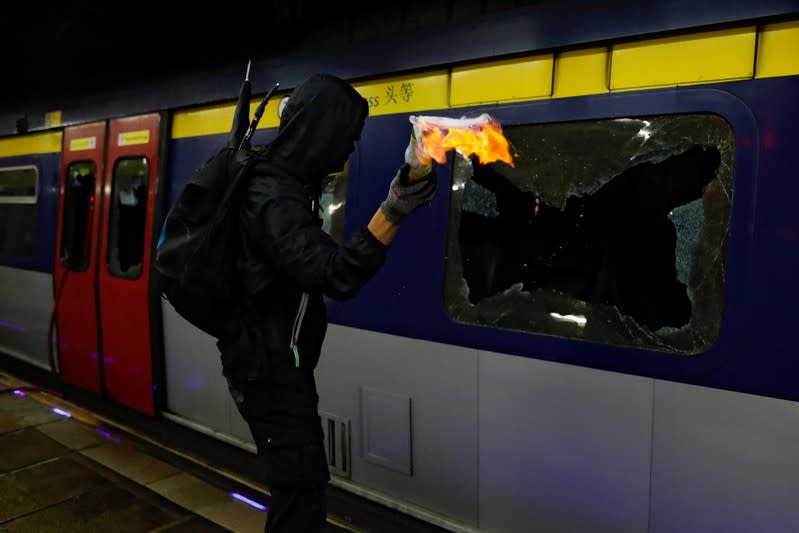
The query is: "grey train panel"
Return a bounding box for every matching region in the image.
[317,324,480,527]
[651,380,799,533]
[360,386,413,475]
[0,266,53,370]
[161,301,249,442]
[159,304,799,533]
[478,350,653,533]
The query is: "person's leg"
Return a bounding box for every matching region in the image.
[230,372,330,532]
[264,482,327,532]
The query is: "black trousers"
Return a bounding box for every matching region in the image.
[264,484,327,532]
[228,363,330,532]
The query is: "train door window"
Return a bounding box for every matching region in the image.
[60,162,96,270]
[0,166,38,258]
[107,157,148,279]
[444,114,734,354]
[320,160,350,243]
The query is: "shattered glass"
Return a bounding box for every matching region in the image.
[444,114,734,354]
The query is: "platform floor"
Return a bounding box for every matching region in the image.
[0,371,359,533]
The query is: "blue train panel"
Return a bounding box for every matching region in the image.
[329,77,798,403]
[711,76,799,401]
[164,76,798,404]
[0,152,60,273]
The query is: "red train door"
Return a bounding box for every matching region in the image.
[96,114,161,415]
[54,123,106,394]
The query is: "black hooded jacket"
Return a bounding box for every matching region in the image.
[218,74,388,382]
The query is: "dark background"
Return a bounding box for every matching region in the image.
[0,0,546,111]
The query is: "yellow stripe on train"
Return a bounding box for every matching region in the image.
[0,132,63,158]
[756,20,799,79]
[171,71,449,140]
[610,26,757,90]
[172,20,799,140]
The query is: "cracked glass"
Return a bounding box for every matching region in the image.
[444,113,734,354]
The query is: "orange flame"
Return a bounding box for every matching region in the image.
[413,115,514,167]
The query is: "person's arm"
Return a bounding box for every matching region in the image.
[367,207,399,246]
[248,152,436,299]
[367,136,434,245]
[246,176,387,300]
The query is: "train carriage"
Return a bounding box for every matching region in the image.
[1,3,798,532]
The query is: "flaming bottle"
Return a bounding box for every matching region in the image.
[405,130,434,181]
[408,113,515,171]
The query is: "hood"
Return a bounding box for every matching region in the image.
[265,73,368,186]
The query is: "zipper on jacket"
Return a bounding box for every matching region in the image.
[290,292,309,367]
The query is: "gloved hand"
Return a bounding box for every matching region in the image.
[380,164,437,225]
[404,132,433,181]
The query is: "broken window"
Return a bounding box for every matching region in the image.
[444,114,734,354]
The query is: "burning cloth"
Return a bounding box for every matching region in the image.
[408,113,515,169]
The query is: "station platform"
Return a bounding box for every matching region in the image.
[0,367,449,533]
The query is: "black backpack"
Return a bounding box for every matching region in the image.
[155,147,259,338]
[155,68,279,338]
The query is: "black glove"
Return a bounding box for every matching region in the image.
[380,164,437,225]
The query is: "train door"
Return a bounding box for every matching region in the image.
[97,114,161,415]
[55,114,162,415]
[55,123,106,394]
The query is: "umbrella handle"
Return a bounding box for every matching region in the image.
[239,82,280,150]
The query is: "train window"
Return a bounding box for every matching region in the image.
[107,157,148,279]
[0,166,37,200]
[320,160,349,243]
[0,166,38,258]
[444,114,734,354]
[60,162,96,270]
